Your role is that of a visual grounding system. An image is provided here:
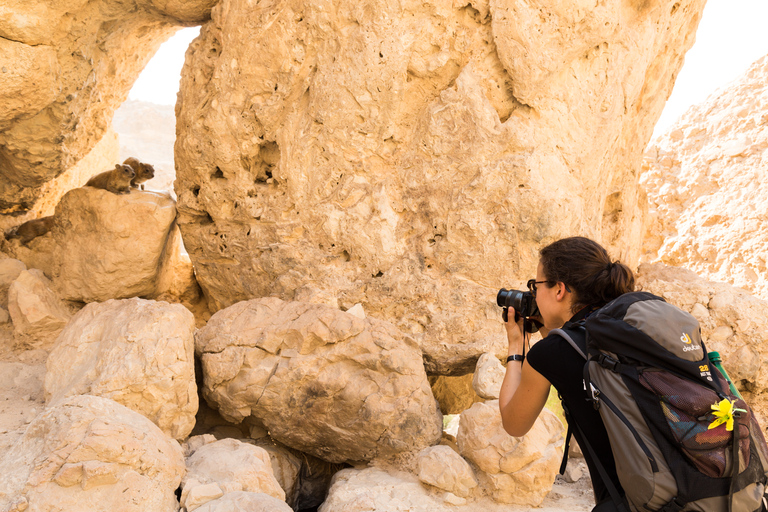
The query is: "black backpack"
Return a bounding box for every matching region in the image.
[553,292,768,512]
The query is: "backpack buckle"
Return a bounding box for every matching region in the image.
[598,353,620,372]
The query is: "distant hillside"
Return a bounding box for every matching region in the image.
[642,54,768,298]
[112,99,176,195]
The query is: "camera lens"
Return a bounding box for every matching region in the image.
[497,288,524,309]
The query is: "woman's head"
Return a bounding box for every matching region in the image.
[538,236,635,312]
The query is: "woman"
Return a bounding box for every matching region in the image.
[498,236,635,511]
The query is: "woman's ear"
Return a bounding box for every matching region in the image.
[556,282,570,300]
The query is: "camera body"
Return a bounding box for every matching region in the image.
[497,288,540,333]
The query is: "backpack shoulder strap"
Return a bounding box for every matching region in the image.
[550,323,588,360]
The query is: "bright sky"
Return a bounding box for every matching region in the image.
[129,0,768,138]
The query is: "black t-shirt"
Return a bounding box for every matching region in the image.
[526,308,623,503]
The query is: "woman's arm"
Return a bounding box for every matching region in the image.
[498,314,552,437]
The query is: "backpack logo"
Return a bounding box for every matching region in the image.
[681,332,701,352]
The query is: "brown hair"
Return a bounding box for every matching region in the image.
[539,237,635,311]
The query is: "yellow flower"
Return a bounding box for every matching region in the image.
[709,398,738,431]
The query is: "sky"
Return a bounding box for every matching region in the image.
[128,0,768,139]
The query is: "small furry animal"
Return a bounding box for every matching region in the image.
[85,164,135,194]
[123,157,155,190]
[5,216,55,245]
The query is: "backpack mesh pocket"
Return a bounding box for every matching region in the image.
[639,369,749,478]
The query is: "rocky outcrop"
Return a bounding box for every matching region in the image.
[642,55,768,299]
[44,298,197,439]
[0,0,217,213]
[0,395,185,512]
[457,401,564,506]
[195,297,442,463]
[5,187,179,303]
[175,0,706,374]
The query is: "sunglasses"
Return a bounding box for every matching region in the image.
[526,279,554,297]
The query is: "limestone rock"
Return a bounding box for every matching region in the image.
[417,445,478,498]
[31,187,178,302]
[430,373,484,414]
[7,268,71,347]
[0,395,185,512]
[0,0,217,213]
[195,297,442,463]
[181,438,286,509]
[318,467,454,512]
[176,0,706,374]
[194,491,293,512]
[472,352,505,399]
[0,258,26,308]
[44,298,198,439]
[642,55,768,300]
[457,400,564,506]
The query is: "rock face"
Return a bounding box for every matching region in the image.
[642,55,768,300]
[7,187,179,302]
[44,298,198,439]
[0,395,185,512]
[457,400,564,506]
[195,297,442,463]
[0,0,217,213]
[175,0,706,374]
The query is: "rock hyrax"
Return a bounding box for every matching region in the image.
[85,164,135,194]
[123,157,155,190]
[6,216,55,245]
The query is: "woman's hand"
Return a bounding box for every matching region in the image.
[504,309,526,356]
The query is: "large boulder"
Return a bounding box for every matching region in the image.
[181,438,286,511]
[195,297,442,463]
[44,298,198,439]
[175,0,707,374]
[642,55,768,300]
[0,395,185,512]
[0,0,217,213]
[19,187,179,302]
[457,400,564,506]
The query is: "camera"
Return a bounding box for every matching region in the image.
[497,288,540,333]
